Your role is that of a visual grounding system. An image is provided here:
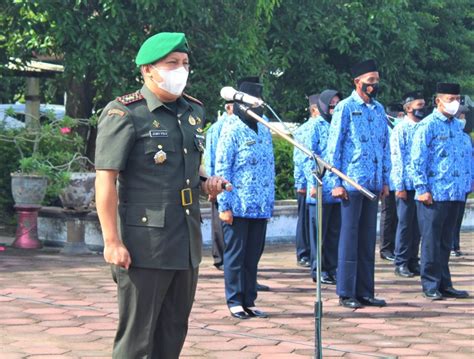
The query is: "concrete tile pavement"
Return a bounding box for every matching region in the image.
[0,233,472,358]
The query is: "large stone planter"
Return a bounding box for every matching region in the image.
[11,173,48,206]
[10,173,48,249]
[59,172,96,210]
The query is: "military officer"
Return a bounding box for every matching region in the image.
[411,82,471,300]
[301,90,342,284]
[204,101,237,270]
[95,32,227,358]
[390,91,426,278]
[292,97,319,268]
[216,77,275,319]
[325,59,391,309]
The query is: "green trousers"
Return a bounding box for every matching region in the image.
[111,265,198,359]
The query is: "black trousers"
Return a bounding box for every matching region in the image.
[379,191,397,255]
[112,265,198,359]
[295,192,310,260]
[211,201,225,267]
[417,201,462,292]
[222,217,267,308]
[308,203,341,279]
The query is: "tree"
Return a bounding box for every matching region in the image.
[265,0,474,122]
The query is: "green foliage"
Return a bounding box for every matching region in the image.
[0,137,21,226]
[0,114,93,201]
[273,136,294,200]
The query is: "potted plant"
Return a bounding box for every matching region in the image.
[0,109,95,248]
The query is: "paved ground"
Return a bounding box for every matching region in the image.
[0,233,472,359]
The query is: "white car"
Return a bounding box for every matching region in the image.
[0,103,65,129]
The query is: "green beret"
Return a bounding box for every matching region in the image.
[135,32,189,66]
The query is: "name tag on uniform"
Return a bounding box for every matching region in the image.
[246,140,256,146]
[352,111,362,116]
[438,135,448,141]
[195,134,205,140]
[149,130,168,138]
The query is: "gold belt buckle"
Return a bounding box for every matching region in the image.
[181,188,193,206]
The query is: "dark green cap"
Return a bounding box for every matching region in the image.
[135,32,189,66]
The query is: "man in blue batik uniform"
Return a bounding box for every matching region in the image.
[325,59,391,309]
[301,90,342,285]
[216,77,275,319]
[390,91,426,278]
[205,101,237,270]
[292,96,320,268]
[411,82,471,300]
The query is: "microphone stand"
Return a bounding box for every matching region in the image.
[237,104,377,359]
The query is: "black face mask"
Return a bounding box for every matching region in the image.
[412,108,426,120]
[361,82,379,99]
[233,103,262,133]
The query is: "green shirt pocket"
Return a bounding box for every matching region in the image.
[125,205,165,228]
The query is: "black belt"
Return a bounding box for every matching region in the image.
[119,188,200,207]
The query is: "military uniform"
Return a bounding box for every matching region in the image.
[95,84,206,357]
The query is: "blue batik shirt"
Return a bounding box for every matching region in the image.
[461,132,474,194]
[411,109,471,201]
[204,113,237,176]
[389,116,421,191]
[299,116,339,204]
[216,119,275,218]
[325,90,391,192]
[293,117,317,190]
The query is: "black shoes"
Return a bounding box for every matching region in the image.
[321,272,337,285]
[244,307,268,318]
[256,282,270,291]
[230,307,268,319]
[395,264,415,278]
[423,289,443,300]
[297,257,311,268]
[451,250,463,257]
[230,310,250,319]
[440,287,469,298]
[380,252,395,261]
[357,296,387,307]
[214,263,223,271]
[339,297,363,309]
[409,263,420,276]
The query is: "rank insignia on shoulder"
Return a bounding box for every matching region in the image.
[107,108,125,117]
[152,120,160,128]
[154,150,167,164]
[188,115,197,126]
[183,92,203,106]
[116,91,144,106]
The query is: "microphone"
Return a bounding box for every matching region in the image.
[220,87,264,107]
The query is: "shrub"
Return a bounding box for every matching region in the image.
[273,136,295,200]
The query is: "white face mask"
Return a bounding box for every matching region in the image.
[441,99,460,116]
[151,66,189,96]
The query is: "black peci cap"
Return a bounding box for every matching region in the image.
[237,76,263,98]
[350,59,378,78]
[402,90,424,105]
[436,82,461,95]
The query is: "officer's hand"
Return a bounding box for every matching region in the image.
[296,188,306,194]
[418,192,433,205]
[219,210,233,225]
[203,176,232,197]
[310,187,317,198]
[332,187,348,200]
[380,185,390,199]
[208,194,217,202]
[395,190,407,200]
[104,242,131,269]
